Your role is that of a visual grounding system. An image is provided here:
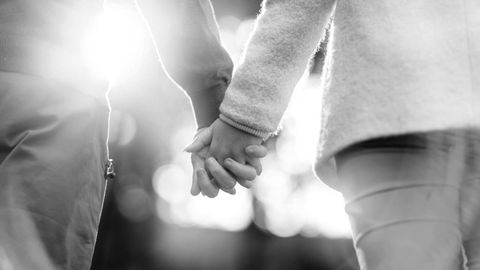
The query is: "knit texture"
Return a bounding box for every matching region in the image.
[220,0,336,135]
[219,0,480,188]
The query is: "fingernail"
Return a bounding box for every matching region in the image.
[184,143,196,153]
[243,181,253,188]
[191,185,200,196]
[224,188,236,195]
[224,158,232,165]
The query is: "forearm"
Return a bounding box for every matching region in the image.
[135,0,233,128]
[220,0,336,139]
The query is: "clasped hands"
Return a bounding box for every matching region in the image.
[185,118,268,198]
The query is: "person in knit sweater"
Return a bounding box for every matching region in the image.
[186,0,480,269]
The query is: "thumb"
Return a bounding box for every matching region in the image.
[184,127,213,153]
[245,145,268,158]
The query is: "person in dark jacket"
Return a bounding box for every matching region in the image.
[0,0,265,269]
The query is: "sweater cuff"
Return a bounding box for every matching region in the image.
[219,114,276,141]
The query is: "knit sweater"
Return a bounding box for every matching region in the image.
[219,0,480,188]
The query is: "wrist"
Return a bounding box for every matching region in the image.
[189,93,221,129]
[219,114,275,141]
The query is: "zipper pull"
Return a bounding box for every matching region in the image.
[104,159,116,180]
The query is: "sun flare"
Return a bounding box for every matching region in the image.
[83,5,148,83]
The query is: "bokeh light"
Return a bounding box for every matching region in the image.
[152,126,253,232]
[153,163,254,232]
[116,184,153,222]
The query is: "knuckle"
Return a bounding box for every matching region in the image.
[222,161,233,171]
[206,163,221,176]
[205,157,216,166]
[210,145,227,157]
[232,153,246,163]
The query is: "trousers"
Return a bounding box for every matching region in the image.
[335,130,480,270]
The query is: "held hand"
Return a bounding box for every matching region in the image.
[186,125,267,197]
[190,142,246,196]
[207,119,263,166]
[204,119,264,191]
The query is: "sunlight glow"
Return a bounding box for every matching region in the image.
[83,5,148,83]
[276,75,323,174]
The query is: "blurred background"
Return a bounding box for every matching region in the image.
[90,1,359,269]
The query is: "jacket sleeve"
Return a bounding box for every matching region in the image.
[135,0,233,128]
[219,0,336,139]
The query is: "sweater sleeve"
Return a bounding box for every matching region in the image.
[219,0,336,139]
[135,0,233,129]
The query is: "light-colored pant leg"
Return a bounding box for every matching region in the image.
[335,132,466,270]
